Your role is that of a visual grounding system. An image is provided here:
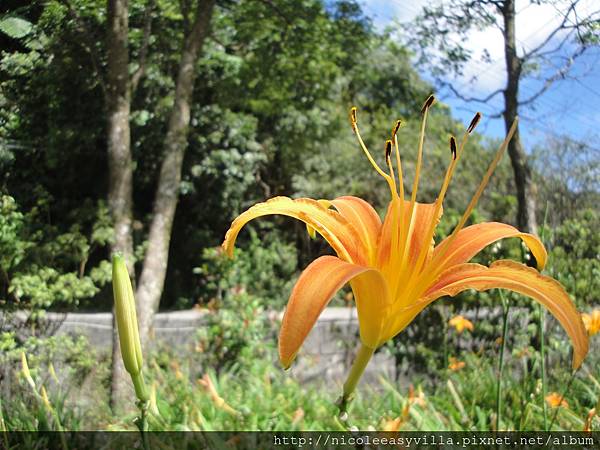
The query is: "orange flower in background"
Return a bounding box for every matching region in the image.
[583,408,596,432]
[222,96,589,410]
[381,416,404,432]
[448,357,466,371]
[449,315,474,333]
[546,392,569,409]
[408,385,426,407]
[582,310,600,336]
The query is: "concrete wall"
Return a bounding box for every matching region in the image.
[34,307,395,383]
[14,306,538,385]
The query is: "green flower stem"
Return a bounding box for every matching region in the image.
[539,305,548,430]
[338,344,375,416]
[135,400,150,450]
[496,291,510,431]
[539,202,549,430]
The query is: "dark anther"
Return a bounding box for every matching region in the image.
[450,136,457,160]
[385,140,392,160]
[467,112,482,134]
[421,95,436,114]
[350,107,357,125]
[392,120,402,137]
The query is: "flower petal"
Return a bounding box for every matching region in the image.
[331,196,382,263]
[377,199,441,270]
[222,196,365,264]
[279,255,389,368]
[403,201,441,267]
[432,222,547,270]
[416,260,588,368]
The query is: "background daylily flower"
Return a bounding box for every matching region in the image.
[582,310,600,336]
[448,357,466,371]
[449,315,474,334]
[546,392,569,409]
[222,96,588,412]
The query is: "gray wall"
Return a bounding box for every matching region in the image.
[36,307,396,383]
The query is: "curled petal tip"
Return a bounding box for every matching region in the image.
[279,354,295,371]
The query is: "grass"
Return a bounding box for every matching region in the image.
[3,337,598,432]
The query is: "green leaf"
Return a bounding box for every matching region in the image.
[0,17,33,39]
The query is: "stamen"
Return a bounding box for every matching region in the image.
[407,135,458,282]
[398,96,435,286]
[391,121,405,279]
[350,107,358,132]
[428,118,519,277]
[392,120,404,200]
[467,112,482,134]
[410,95,435,205]
[385,140,398,197]
[392,120,402,138]
[350,106,396,197]
[453,118,518,235]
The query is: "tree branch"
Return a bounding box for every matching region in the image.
[518,45,587,107]
[443,81,504,104]
[131,0,156,94]
[521,0,586,60]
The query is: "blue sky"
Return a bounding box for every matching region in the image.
[358,0,600,153]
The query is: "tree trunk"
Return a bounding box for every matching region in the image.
[135,0,216,352]
[501,0,538,234]
[106,0,134,412]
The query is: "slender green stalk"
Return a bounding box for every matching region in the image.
[495,290,510,431]
[135,400,150,450]
[539,305,548,429]
[0,395,7,449]
[337,344,375,416]
[539,202,550,430]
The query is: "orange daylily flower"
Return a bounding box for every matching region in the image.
[448,357,466,371]
[546,392,569,409]
[408,384,426,407]
[222,96,588,410]
[449,315,474,333]
[583,408,595,432]
[582,310,600,336]
[381,416,405,432]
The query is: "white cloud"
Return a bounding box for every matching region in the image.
[363,0,596,96]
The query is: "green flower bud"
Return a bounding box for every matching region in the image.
[112,254,148,402]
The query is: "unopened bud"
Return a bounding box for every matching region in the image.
[21,352,36,390]
[112,254,149,402]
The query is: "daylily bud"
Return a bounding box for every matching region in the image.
[112,254,149,402]
[21,352,36,390]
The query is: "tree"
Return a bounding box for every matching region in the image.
[410,0,600,233]
[67,0,216,409]
[104,0,136,407]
